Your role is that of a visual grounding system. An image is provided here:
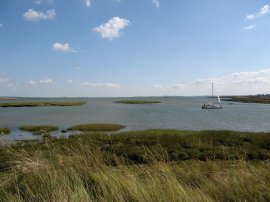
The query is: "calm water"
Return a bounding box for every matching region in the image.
[1,97,270,142]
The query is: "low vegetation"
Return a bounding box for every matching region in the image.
[115,100,161,104]
[19,125,59,135]
[0,129,270,201]
[67,123,125,132]
[223,95,270,104]
[0,102,86,107]
[0,128,10,135]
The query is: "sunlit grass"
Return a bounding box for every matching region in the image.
[0,129,270,201]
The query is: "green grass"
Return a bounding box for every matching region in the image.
[0,102,86,107]
[67,123,125,132]
[19,125,59,135]
[1,129,270,201]
[223,95,270,104]
[0,128,10,135]
[114,100,161,104]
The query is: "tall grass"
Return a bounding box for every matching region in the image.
[1,130,270,201]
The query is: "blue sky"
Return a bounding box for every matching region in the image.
[0,0,270,97]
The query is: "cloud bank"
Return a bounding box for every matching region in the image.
[154,68,270,95]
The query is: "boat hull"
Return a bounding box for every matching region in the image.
[202,104,223,109]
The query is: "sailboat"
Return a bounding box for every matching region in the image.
[202,83,223,109]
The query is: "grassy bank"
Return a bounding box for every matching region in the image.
[0,102,86,107]
[0,128,10,135]
[1,130,270,201]
[19,125,59,135]
[223,95,270,104]
[115,100,161,104]
[67,123,125,132]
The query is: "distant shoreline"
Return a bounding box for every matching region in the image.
[222,95,270,104]
[0,102,86,107]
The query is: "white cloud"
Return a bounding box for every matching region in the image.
[33,0,42,4]
[84,0,91,7]
[52,43,78,53]
[0,77,9,83]
[23,9,56,22]
[152,0,160,8]
[154,68,270,95]
[93,17,130,40]
[0,24,3,29]
[153,84,164,90]
[28,80,36,85]
[39,79,54,84]
[243,25,255,30]
[246,4,269,20]
[79,82,121,88]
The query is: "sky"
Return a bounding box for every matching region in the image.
[0,0,270,97]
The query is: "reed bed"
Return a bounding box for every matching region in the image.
[0,130,270,201]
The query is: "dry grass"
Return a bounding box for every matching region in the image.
[0,130,270,201]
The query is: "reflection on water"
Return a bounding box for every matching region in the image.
[0,97,270,141]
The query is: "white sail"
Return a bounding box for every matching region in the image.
[217,95,221,103]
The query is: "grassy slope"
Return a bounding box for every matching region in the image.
[1,130,270,201]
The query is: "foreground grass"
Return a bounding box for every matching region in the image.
[0,102,86,107]
[1,130,270,201]
[67,123,125,132]
[115,100,161,104]
[223,95,270,104]
[0,128,10,135]
[19,125,59,135]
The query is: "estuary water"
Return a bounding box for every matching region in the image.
[1,97,270,141]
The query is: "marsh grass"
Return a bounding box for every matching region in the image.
[0,128,10,135]
[114,100,161,104]
[19,125,59,135]
[0,130,270,201]
[0,102,86,107]
[67,123,125,132]
[223,96,270,104]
